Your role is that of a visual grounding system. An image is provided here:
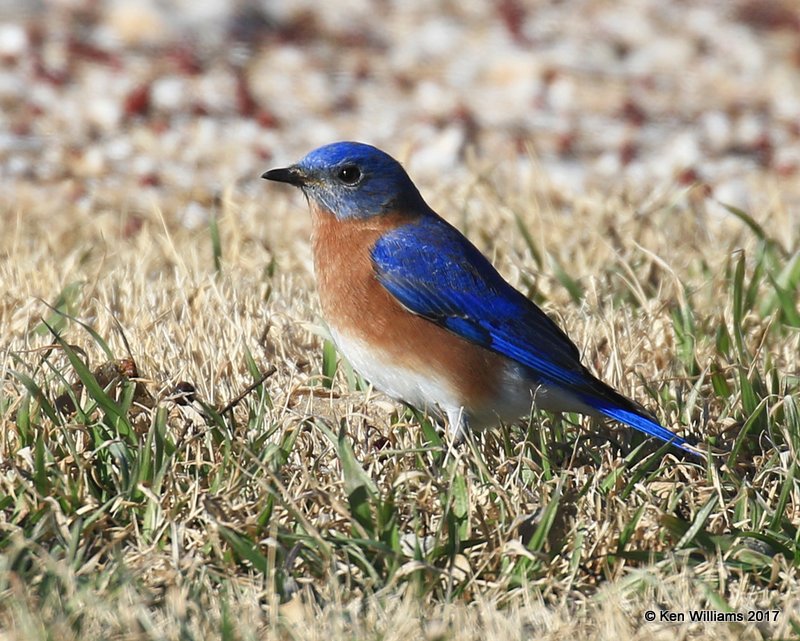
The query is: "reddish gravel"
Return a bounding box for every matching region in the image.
[1,1,798,223]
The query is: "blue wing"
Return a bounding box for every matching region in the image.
[371,216,696,454]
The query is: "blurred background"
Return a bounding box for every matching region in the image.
[1,0,798,229]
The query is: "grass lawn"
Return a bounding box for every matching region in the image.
[1,162,799,640]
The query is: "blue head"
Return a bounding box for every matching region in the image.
[262,142,427,220]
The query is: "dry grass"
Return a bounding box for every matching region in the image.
[1,159,799,640]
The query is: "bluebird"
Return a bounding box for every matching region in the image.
[263,142,700,456]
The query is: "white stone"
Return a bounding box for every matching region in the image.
[0,22,28,57]
[180,201,209,230]
[151,76,189,112]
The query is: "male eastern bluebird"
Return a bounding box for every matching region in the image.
[263,141,701,456]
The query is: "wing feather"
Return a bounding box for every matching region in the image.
[370,216,697,455]
[371,216,583,387]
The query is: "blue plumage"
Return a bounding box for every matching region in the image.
[292,142,426,220]
[371,217,583,382]
[372,216,695,454]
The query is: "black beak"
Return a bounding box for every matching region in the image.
[261,166,307,187]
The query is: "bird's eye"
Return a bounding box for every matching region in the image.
[337,164,362,185]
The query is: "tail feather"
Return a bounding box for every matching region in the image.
[598,405,699,455]
[576,375,702,457]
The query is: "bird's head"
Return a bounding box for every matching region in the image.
[262,142,425,220]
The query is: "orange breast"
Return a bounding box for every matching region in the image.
[310,204,508,411]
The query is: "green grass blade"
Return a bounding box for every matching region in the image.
[218,525,269,575]
[210,209,222,273]
[527,475,563,554]
[9,370,61,425]
[44,322,134,441]
[673,495,719,551]
[512,211,543,268]
[31,281,83,337]
[321,339,338,389]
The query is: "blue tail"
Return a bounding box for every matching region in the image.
[597,404,698,455]
[575,376,701,456]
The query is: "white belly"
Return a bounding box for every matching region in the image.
[328,326,597,437]
[329,327,463,416]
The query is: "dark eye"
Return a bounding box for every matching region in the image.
[337,164,362,185]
